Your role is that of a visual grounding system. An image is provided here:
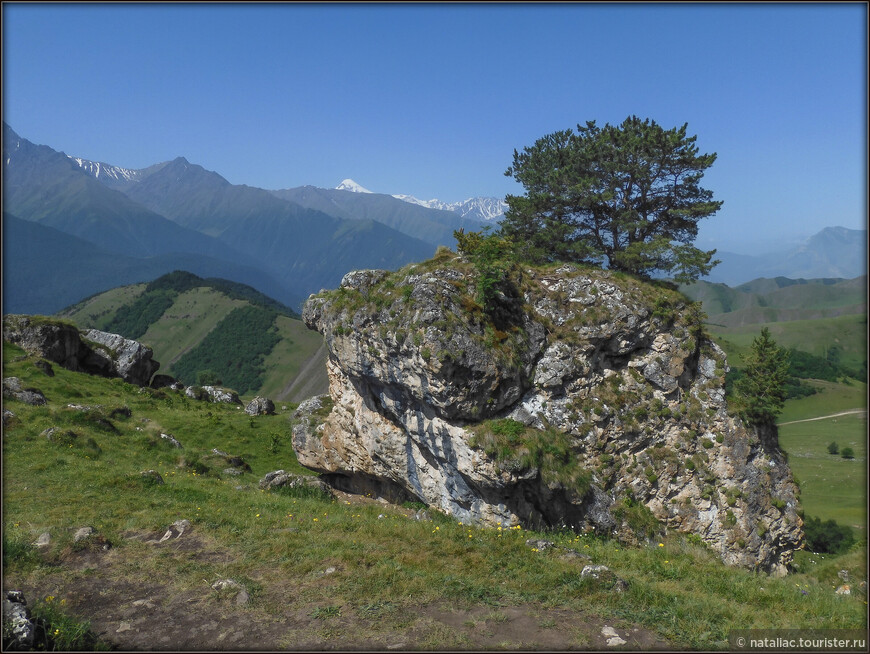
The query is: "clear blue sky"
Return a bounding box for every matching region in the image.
[3,3,866,253]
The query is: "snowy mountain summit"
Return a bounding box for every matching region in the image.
[393,194,507,222]
[335,179,373,194]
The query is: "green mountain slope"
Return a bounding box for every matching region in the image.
[681,276,867,372]
[57,271,326,401]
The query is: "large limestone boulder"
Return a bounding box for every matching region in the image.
[83,329,159,387]
[294,260,803,575]
[3,315,159,387]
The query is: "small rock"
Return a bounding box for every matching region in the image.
[35,360,54,376]
[602,626,627,647]
[158,519,191,542]
[526,538,555,551]
[414,509,432,522]
[245,396,275,416]
[212,579,241,592]
[117,621,133,633]
[324,567,337,575]
[223,468,244,476]
[835,585,851,596]
[235,590,250,606]
[259,470,286,487]
[581,565,611,579]
[838,569,851,582]
[2,409,15,427]
[33,532,51,548]
[3,377,47,405]
[73,526,95,542]
[160,433,182,448]
[4,591,35,650]
[131,599,155,609]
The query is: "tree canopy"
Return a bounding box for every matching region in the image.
[501,116,722,283]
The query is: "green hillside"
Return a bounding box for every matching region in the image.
[2,342,866,650]
[56,271,327,400]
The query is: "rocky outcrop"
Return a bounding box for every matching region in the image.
[3,315,159,386]
[83,329,159,386]
[294,260,803,574]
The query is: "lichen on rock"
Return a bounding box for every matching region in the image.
[293,255,803,574]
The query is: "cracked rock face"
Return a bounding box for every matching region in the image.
[294,261,803,574]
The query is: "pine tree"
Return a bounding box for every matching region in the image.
[501,116,722,283]
[734,327,790,427]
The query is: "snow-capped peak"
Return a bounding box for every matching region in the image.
[335,179,372,194]
[68,156,141,183]
[392,193,508,222]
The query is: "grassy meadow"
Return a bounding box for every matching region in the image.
[2,340,867,649]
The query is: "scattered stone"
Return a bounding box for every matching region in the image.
[185,385,241,404]
[3,377,47,405]
[35,360,54,376]
[131,599,155,609]
[223,468,244,476]
[602,626,627,647]
[612,579,630,593]
[73,526,95,542]
[581,565,612,580]
[117,621,133,633]
[158,519,191,543]
[3,590,35,650]
[414,509,432,522]
[33,532,51,548]
[838,569,851,582]
[324,566,337,575]
[259,470,287,488]
[526,538,555,551]
[160,433,183,448]
[140,470,165,485]
[245,396,275,416]
[212,579,242,592]
[378,514,386,520]
[2,409,16,427]
[208,449,251,472]
[211,578,249,604]
[835,585,851,596]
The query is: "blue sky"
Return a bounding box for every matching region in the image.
[3,3,866,253]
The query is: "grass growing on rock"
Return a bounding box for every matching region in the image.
[3,341,867,649]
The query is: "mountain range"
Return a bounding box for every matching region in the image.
[1,122,865,316]
[2,123,486,315]
[706,227,867,286]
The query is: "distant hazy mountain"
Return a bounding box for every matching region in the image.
[2,212,300,315]
[68,152,435,299]
[681,274,866,328]
[2,124,241,261]
[271,184,485,248]
[705,227,867,286]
